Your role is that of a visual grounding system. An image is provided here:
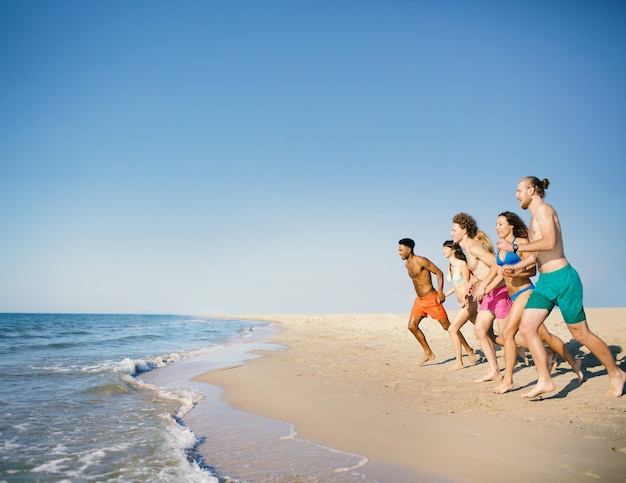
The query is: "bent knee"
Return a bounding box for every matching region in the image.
[518,324,536,340]
[501,327,518,340]
[474,326,487,338]
[570,329,593,345]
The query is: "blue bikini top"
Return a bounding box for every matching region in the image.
[496,237,522,266]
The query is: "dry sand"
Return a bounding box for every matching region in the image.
[196,308,626,482]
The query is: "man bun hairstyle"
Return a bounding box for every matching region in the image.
[524,176,550,198]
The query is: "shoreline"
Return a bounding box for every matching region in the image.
[196,310,626,482]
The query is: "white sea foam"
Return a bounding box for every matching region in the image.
[169,387,203,418]
[156,462,219,483]
[277,422,369,475]
[164,415,197,450]
[116,357,141,374]
[132,375,204,419]
[114,345,223,376]
[32,457,71,473]
[51,443,69,455]
[278,423,299,440]
[1,439,21,451]
[32,345,225,378]
[78,449,106,465]
[12,423,28,432]
[158,414,218,483]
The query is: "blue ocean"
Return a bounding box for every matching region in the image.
[0,314,388,482]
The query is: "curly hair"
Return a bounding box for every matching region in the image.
[522,176,550,198]
[452,212,478,239]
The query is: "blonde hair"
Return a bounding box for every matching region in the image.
[475,231,494,254]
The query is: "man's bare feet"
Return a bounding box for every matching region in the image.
[606,368,626,398]
[418,353,435,365]
[467,351,477,365]
[448,363,464,371]
[546,348,558,374]
[491,381,515,394]
[522,380,556,399]
[474,371,502,383]
[572,357,584,383]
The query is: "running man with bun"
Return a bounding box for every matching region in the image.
[496,177,626,398]
[492,210,583,395]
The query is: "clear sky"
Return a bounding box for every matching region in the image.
[1,1,625,314]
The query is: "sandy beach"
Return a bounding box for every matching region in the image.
[196,308,626,482]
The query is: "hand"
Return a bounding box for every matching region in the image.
[500,265,514,277]
[437,291,445,303]
[502,266,515,277]
[473,283,486,302]
[496,238,513,252]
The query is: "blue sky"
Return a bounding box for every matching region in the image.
[1,1,625,314]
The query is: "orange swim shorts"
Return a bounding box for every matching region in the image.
[410,290,448,320]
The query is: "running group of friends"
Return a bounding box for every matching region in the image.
[398,176,626,398]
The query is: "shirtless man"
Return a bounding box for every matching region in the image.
[496,176,626,398]
[451,213,510,383]
[398,238,474,365]
[491,211,583,395]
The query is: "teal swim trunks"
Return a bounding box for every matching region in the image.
[525,264,586,324]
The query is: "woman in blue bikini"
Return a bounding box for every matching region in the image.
[442,240,478,370]
[491,211,581,394]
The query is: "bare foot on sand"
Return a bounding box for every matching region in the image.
[491,381,515,394]
[467,351,477,365]
[522,380,556,399]
[516,347,529,366]
[418,353,435,365]
[448,363,465,371]
[606,368,626,398]
[572,358,584,383]
[475,371,502,383]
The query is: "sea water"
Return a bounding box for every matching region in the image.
[0,313,262,482]
[0,314,393,482]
